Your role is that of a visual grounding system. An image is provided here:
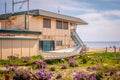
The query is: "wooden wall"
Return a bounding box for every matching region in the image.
[0,15,76,50]
[0,39,39,59]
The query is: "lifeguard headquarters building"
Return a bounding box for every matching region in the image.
[0,9,87,59]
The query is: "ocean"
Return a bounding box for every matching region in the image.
[84,41,120,48]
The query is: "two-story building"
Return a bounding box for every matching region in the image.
[0,9,87,59]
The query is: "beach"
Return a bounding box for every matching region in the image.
[87,47,120,53]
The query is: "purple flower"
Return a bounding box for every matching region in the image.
[90,74,97,80]
[6,65,17,71]
[61,64,67,69]
[13,68,32,80]
[22,57,30,62]
[33,61,46,69]
[7,55,18,59]
[35,69,53,80]
[68,59,77,67]
[73,72,90,80]
[92,65,101,70]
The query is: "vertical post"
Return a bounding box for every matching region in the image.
[5,0,7,29]
[12,0,14,15]
[27,0,29,30]
[24,14,26,29]
[105,47,107,53]
[119,47,120,52]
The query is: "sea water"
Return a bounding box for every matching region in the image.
[84,41,120,48]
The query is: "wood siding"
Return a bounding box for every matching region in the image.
[0,39,39,59]
[0,14,76,51]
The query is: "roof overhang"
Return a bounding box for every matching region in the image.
[0,9,88,25]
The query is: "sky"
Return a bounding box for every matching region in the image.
[0,0,120,41]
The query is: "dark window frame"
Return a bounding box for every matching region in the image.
[56,20,68,29]
[43,18,51,28]
[56,20,62,29]
[63,21,68,29]
[56,40,62,46]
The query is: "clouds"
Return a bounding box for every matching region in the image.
[77,9,120,41]
[0,0,120,41]
[103,10,120,17]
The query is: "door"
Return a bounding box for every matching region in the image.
[40,40,55,51]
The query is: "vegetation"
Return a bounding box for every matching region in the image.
[0,52,120,80]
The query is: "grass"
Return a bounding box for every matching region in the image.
[0,52,120,80]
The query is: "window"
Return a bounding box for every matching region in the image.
[63,21,68,29]
[43,18,51,28]
[56,20,68,29]
[56,20,62,29]
[56,41,62,46]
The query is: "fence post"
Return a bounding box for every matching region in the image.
[105,47,107,52]
[5,75,10,80]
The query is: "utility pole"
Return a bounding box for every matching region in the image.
[5,0,7,28]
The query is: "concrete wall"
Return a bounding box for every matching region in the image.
[0,39,39,59]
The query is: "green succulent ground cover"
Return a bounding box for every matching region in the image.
[0,52,120,80]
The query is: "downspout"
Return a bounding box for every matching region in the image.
[24,14,26,30]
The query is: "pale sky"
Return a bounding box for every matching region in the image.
[0,0,120,41]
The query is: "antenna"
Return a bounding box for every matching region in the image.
[12,0,29,30]
[5,0,6,14]
[12,0,29,15]
[58,0,60,13]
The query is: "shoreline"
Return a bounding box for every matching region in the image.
[87,47,120,53]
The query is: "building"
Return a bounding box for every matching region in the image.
[0,9,87,59]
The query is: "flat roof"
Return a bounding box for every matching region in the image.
[0,29,41,34]
[0,9,87,25]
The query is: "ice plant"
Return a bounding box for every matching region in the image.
[92,65,101,70]
[61,64,67,69]
[22,57,30,62]
[13,68,32,80]
[73,72,89,80]
[68,58,76,67]
[33,61,47,69]
[34,69,53,80]
[6,65,17,71]
[7,55,18,59]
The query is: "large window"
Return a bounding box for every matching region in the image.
[56,20,68,29]
[63,21,68,29]
[43,18,51,28]
[56,20,62,29]
[56,40,62,46]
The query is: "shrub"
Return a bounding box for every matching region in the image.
[45,59,61,64]
[7,55,19,60]
[73,72,102,80]
[22,57,31,62]
[33,61,46,69]
[81,56,90,64]
[68,59,77,67]
[6,65,17,72]
[73,72,89,80]
[92,65,101,70]
[13,68,32,80]
[34,69,53,80]
[61,64,67,69]
[50,67,56,71]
